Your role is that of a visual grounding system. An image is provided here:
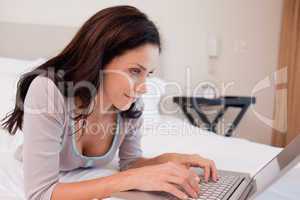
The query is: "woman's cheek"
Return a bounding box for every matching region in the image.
[105,73,135,110]
[114,96,133,111]
[112,86,133,110]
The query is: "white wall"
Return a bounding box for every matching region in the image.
[0,0,283,144]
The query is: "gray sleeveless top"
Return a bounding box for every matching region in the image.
[19,76,144,200]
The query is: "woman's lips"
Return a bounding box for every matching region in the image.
[124,93,137,101]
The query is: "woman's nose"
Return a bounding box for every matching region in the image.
[135,81,147,96]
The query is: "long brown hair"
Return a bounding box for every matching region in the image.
[1,5,161,135]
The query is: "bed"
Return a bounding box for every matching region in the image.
[0,114,299,200]
[0,56,299,199]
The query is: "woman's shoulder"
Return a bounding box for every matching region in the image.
[28,75,62,96]
[24,75,66,115]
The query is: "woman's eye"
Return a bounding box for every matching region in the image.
[129,68,142,75]
[147,71,154,77]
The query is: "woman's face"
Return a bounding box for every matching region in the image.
[101,44,160,111]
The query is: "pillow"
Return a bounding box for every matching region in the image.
[142,77,166,117]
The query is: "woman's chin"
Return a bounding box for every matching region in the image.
[114,102,133,111]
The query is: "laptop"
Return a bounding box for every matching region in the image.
[111,135,300,200]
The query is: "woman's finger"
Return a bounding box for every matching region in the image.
[189,169,200,181]
[202,163,211,182]
[187,155,212,182]
[166,175,199,199]
[187,171,200,195]
[161,183,189,200]
[187,170,201,196]
[167,163,200,197]
[210,160,219,182]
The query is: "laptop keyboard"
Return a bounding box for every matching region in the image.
[188,175,241,200]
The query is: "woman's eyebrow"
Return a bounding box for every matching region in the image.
[130,63,156,72]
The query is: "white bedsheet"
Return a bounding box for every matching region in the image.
[141,115,282,176]
[1,115,298,200]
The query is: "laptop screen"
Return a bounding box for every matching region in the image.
[248,135,300,198]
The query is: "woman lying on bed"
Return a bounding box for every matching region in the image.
[1,5,218,200]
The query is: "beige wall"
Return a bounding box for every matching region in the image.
[0,0,283,144]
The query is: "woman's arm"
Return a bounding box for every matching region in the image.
[122,153,195,170]
[123,155,168,170]
[51,170,134,200]
[127,153,219,182]
[53,160,206,200]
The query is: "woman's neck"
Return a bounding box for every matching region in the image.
[74,90,117,119]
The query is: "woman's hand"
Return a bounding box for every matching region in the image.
[157,153,219,182]
[126,161,201,199]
